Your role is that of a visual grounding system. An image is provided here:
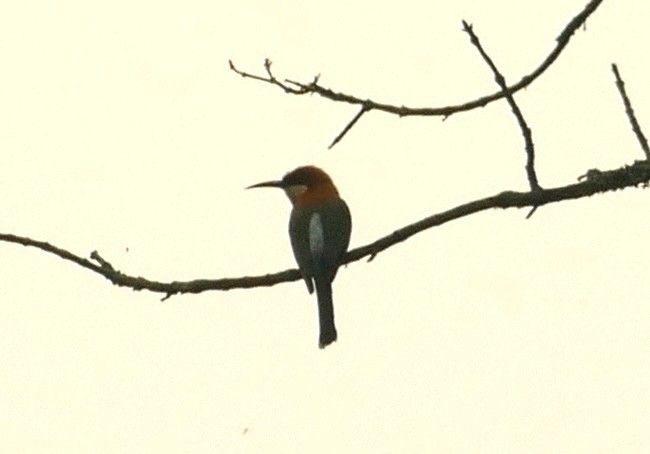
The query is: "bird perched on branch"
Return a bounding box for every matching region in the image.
[248,166,352,348]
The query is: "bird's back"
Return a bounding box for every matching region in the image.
[289,197,351,289]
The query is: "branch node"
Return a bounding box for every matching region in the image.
[90,250,115,271]
[578,168,600,182]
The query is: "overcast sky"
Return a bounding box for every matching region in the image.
[1,1,649,452]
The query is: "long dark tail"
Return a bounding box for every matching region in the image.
[315,278,337,348]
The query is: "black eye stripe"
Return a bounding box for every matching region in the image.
[283,174,307,186]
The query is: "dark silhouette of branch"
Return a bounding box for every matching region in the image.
[611,63,650,159]
[462,20,540,194]
[228,59,315,95]
[0,232,303,300]
[328,104,370,149]
[2,159,649,299]
[229,0,603,147]
[355,160,650,264]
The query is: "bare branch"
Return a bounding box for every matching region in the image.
[0,231,302,296]
[462,20,541,192]
[346,160,650,263]
[228,58,314,95]
[611,63,650,159]
[230,0,603,146]
[90,250,116,271]
[2,158,649,298]
[328,105,370,149]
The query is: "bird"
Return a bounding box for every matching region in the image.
[247,166,352,348]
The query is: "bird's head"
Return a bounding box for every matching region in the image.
[247,166,340,206]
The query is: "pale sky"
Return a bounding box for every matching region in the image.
[1,1,649,452]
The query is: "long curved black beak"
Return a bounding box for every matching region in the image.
[246,180,284,190]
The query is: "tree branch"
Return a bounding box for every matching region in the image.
[229,0,603,147]
[2,158,649,299]
[462,20,541,193]
[611,63,650,159]
[328,104,370,149]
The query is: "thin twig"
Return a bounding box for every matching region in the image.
[228,58,312,95]
[328,105,370,149]
[526,206,539,219]
[90,250,115,271]
[462,20,541,193]
[611,63,650,159]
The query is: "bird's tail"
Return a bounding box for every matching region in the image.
[315,278,337,349]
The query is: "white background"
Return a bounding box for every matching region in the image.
[1,1,649,452]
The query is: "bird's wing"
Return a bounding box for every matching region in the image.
[289,205,315,294]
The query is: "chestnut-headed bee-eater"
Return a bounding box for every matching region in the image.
[248,166,352,348]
